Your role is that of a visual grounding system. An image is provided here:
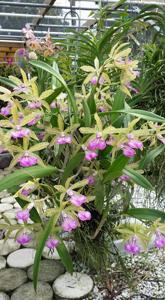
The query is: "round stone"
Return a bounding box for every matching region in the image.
[8,229,19,239]
[0,268,27,291]
[0,239,20,255]
[1,197,15,204]
[3,210,17,219]
[0,256,6,270]
[0,292,10,300]
[11,281,53,300]
[14,202,21,208]
[0,204,13,213]
[0,191,10,199]
[7,248,36,268]
[27,259,65,282]
[53,272,93,299]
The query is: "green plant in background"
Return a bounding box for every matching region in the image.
[0,38,165,290]
[59,5,163,69]
[57,1,165,206]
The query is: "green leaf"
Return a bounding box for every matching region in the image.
[30,61,78,122]
[82,100,91,127]
[0,166,56,192]
[45,87,63,104]
[139,144,165,169]
[56,241,73,273]
[110,109,165,123]
[0,77,17,88]
[61,152,84,184]
[111,89,125,125]
[16,197,42,223]
[52,61,61,89]
[126,208,165,222]
[103,155,129,183]
[123,167,153,190]
[87,87,96,114]
[94,179,105,214]
[33,215,56,290]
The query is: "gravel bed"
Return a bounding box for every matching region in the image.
[72,251,165,300]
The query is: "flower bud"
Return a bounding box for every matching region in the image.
[78,211,91,221]
[16,233,32,245]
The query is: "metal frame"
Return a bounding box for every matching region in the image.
[0,0,165,43]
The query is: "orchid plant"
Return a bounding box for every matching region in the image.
[0,42,165,288]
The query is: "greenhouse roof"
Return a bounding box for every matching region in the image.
[0,0,165,44]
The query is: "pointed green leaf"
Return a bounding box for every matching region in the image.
[0,166,56,192]
[52,61,61,89]
[82,100,91,127]
[126,208,165,222]
[29,142,49,152]
[111,89,125,125]
[87,87,96,114]
[0,76,17,88]
[33,215,56,290]
[104,155,129,183]
[139,144,165,169]
[56,241,73,273]
[123,167,153,190]
[110,109,165,123]
[46,87,63,104]
[61,152,84,184]
[30,61,78,122]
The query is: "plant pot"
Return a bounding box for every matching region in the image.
[0,152,12,169]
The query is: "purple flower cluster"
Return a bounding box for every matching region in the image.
[18,154,38,167]
[16,209,30,222]
[21,187,33,196]
[67,190,86,207]
[85,151,98,161]
[84,133,107,161]
[87,175,95,185]
[119,175,130,182]
[28,101,42,109]
[11,127,30,139]
[0,102,12,117]
[121,135,143,158]
[62,216,78,232]
[13,84,29,94]
[28,114,41,126]
[56,134,72,145]
[16,233,32,245]
[78,211,91,221]
[90,75,104,85]
[125,82,139,94]
[88,135,106,151]
[46,237,59,250]
[154,232,165,249]
[124,236,141,255]
[70,194,86,207]
[22,24,35,39]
